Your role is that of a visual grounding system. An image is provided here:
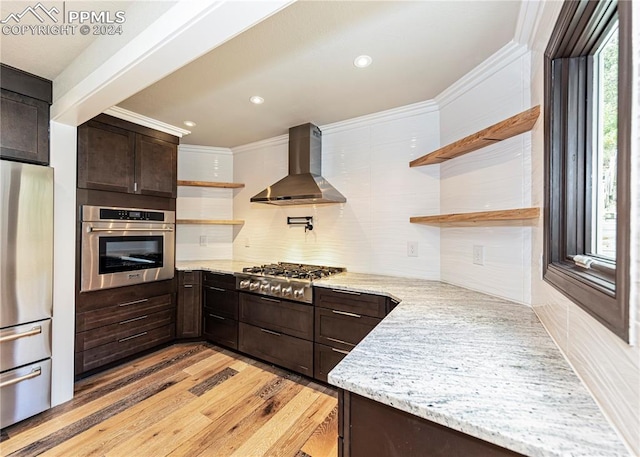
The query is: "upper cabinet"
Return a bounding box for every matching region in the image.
[0,64,52,165]
[77,114,178,198]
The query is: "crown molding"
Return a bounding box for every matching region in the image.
[178,144,232,155]
[435,41,529,109]
[232,134,289,155]
[103,106,191,137]
[514,0,546,48]
[321,99,438,135]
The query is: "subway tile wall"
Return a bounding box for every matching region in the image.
[231,106,441,278]
[438,54,533,304]
[176,146,234,261]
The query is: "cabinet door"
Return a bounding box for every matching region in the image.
[77,121,135,193]
[0,89,49,164]
[177,283,202,338]
[135,135,177,198]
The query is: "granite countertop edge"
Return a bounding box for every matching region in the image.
[174,260,628,457]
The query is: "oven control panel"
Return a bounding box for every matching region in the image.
[99,208,165,221]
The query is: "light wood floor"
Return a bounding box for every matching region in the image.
[0,343,338,457]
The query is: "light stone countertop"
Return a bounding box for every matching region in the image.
[174,261,628,456]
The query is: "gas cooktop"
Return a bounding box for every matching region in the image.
[235,262,345,303]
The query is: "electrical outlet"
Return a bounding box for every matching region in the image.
[244,238,250,248]
[407,241,418,257]
[473,245,484,265]
[199,235,207,247]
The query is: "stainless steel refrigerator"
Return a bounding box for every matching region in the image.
[0,159,53,428]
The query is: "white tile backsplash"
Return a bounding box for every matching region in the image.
[232,109,441,278]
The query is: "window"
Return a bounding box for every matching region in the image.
[544,0,631,341]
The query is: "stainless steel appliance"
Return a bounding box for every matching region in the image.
[250,123,347,205]
[0,160,53,428]
[81,205,175,292]
[235,263,345,303]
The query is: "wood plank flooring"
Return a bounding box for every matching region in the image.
[0,343,338,457]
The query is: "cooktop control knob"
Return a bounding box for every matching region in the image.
[282,286,293,297]
[260,283,270,293]
[239,280,250,289]
[249,282,259,291]
[270,284,281,295]
[293,288,305,299]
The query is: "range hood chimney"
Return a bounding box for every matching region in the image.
[250,123,346,205]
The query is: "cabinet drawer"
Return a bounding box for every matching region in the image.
[76,294,174,332]
[203,271,235,289]
[203,312,238,350]
[75,324,174,375]
[314,343,350,383]
[0,319,51,372]
[75,309,174,352]
[0,359,51,427]
[314,287,387,318]
[238,322,312,377]
[178,270,201,285]
[315,307,381,351]
[76,280,175,313]
[203,286,238,319]
[239,293,313,340]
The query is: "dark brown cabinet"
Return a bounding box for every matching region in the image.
[74,280,175,376]
[77,114,177,198]
[202,272,238,349]
[0,64,52,165]
[313,287,393,383]
[176,271,202,339]
[238,292,314,377]
[340,391,522,457]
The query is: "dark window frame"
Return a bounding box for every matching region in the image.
[544,0,631,342]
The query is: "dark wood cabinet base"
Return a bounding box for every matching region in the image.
[339,391,523,457]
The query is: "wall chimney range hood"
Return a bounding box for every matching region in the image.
[250,123,346,205]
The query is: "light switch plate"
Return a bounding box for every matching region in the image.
[199,235,207,247]
[473,245,484,265]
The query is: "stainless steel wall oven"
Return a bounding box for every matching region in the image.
[81,206,175,292]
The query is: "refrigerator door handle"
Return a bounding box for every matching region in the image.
[0,367,42,388]
[0,326,42,343]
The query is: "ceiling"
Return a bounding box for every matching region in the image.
[1,1,522,148]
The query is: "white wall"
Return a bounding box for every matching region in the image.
[437,44,534,304]
[176,145,234,261]
[232,103,441,278]
[49,122,76,406]
[528,2,639,454]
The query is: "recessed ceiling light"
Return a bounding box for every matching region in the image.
[353,55,372,68]
[183,120,196,127]
[250,96,264,105]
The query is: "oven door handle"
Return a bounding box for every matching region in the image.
[87,227,174,233]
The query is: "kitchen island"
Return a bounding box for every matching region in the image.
[175,261,628,456]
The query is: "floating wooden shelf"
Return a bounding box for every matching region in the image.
[177,219,244,225]
[410,207,540,224]
[177,180,245,189]
[409,105,540,167]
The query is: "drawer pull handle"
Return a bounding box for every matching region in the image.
[331,289,361,296]
[119,298,148,307]
[118,331,147,343]
[260,296,280,303]
[0,326,42,343]
[331,347,350,355]
[260,328,281,337]
[206,286,225,292]
[332,310,361,318]
[183,284,194,288]
[0,367,41,388]
[326,337,355,347]
[209,314,225,320]
[119,315,148,325]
